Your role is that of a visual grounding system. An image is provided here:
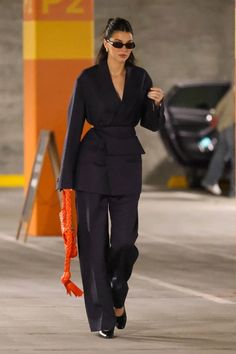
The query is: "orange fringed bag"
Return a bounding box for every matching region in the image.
[59,189,84,297]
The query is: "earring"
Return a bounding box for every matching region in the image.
[106,48,108,52]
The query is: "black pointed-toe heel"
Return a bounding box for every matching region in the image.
[115,307,127,329]
[98,327,115,339]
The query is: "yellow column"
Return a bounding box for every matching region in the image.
[23,0,94,235]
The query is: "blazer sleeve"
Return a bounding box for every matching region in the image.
[56,73,86,191]
[140,70,165,132]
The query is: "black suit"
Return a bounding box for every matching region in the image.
[56,58,165,194]
[56,59,165,332]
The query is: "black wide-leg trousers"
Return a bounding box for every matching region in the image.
[75,190,140,332]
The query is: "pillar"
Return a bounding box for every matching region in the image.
[23,0,94,235]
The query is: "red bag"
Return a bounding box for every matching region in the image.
[59,189,83,297]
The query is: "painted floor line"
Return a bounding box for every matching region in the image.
[0,232,63,257]
[139,232,236,261]
[1,232,235,305]
[133,274,236,305]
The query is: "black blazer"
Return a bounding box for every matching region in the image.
[56,58,165,195]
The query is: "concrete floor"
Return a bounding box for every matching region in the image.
[0,188,236,353]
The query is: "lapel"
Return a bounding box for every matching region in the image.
[97,59,135,118]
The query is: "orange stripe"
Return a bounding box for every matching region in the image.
[24,0,93,21]
[24,59,93,235]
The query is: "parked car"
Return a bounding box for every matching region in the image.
[160,82,232,187]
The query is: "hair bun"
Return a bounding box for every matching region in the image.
[107,18,114,25]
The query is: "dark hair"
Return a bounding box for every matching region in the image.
[95,17,136,66]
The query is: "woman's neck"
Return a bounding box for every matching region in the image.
[107,56,125,76]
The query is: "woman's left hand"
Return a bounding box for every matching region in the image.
[147,87,165,106]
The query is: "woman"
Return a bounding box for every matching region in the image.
[57,17,165,339]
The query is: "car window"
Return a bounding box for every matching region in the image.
[169,85,230,109]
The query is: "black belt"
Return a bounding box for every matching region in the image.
[93,126,136,139]
[90,126,145,155]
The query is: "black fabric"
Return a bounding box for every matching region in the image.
[56,58,165,194]
[75,190,140,332]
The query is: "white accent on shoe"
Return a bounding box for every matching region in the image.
[203,183,222,195]
[98,328,114,339]
[98,330,107,337]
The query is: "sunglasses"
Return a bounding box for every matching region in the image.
[106,39,136,49]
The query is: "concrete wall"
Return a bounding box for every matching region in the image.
[0,0,22,174]
[0,0,234,184]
